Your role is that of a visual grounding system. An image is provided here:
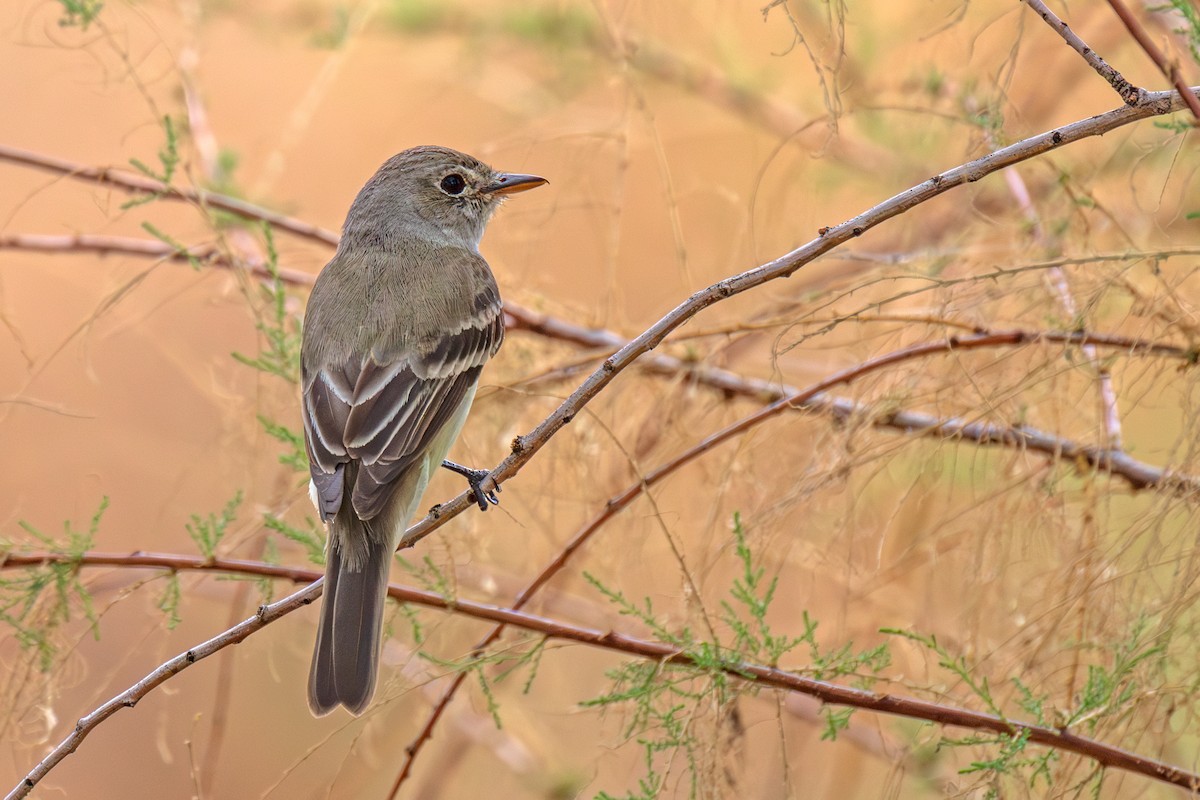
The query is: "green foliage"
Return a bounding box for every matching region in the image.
[263,514,325,566]
[583,659,697,799]
[396,602,426,645]
[720,514,889,739]
[1063,614,1165,730]
[255,537,281,603]
[1153,117,1195,133]
[583,572,685,646]
[396,553,456,597]
[1152,0,1200,64]
[500,5,595,49]
[923,68,945,98]
[583,513,891,796]
[231,226,302,383]
[474,660,504,728]
[420,634,549,730]
[516,635,547,695]
[943,728,1057,797]
[123,116,180,209]
[719,512,802,665]
[142,221,202,270]
[2,498,109,669]
[207,147,243,211]
[882,628,1003,717]
[1011,677,1049,725]
[591,711,673,800]
[56,0,103,30]
[885,616,1169,792]
[186,491,243,559]
[258,415,308,473]
[157,573,183,630]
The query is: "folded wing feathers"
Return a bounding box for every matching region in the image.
[303,297,503,522]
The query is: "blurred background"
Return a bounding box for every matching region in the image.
[1,0,1198,797]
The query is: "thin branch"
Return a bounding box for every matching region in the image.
[5,87,1198,793]
[390,326,1200,792]
[397,86,1200,551]
[1106,0,1200,120]
[997,149,1123,447]
[0,144,338,247]
[2,551,1198,797]
[0,233,315,286]
[6,232,1196,494]
[1020,0,1144,104]
[1,568,320,800]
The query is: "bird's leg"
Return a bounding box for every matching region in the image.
[441,460,501,511]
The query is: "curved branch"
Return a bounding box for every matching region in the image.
[1103,0,1200,120]
[1,567,321,800]
[0,144,338,247]
[390,327,1200,792]
[1021,0,1143,104]
[397,86,1200,551]
[13,232,1195,495]
[6,87,1199,795]
[2,551,1197,797]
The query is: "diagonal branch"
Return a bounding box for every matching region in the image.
[397,86,1200,551]
[1020,0,1144,104]
[390,326,1200,791]
[5,232,1196,494]
[2,551,1198,797]
[0,144,339,247]
[1105,0,1200,120]
[4,86,1198,796]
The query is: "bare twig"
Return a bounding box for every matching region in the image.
[1,566,320,800]
[1020,0,1144,104]
[5,87,1198,795]
[389,325,1200,793]
[3,551,1198,797]
[6,231,1195,494]
[0,232,314,286]
[0,144,339,246]
[998,156,1123,447]
[397,86,1200,551]
[1106,0,1200,120]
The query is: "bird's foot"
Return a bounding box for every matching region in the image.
[441,460,501,511]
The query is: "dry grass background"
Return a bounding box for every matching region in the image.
[0,0,1198,798]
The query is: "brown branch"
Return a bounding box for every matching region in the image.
[0,144,339,247]
[396,86,1200,552]
[390,326,1200,793]
[1020,0,1144,104]
[1,563,320,800]
[0,232,315,286]
[3,550,1198,797]
[993,140,1124,447]
[6,88,1199,792]
[6,231,1197,496]
[1105,0,1200,120]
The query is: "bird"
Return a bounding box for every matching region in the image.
[301,145,546,715]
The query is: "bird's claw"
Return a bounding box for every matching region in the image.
[441,460,501,511]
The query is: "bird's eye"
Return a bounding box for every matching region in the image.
[440,173,466,195]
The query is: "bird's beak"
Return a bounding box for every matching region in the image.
[483,172,548,196]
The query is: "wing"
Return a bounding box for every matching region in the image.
[303,290,504,522]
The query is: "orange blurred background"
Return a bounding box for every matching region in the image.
[2,1,1198,798]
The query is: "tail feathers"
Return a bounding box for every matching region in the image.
[308,521,393,716]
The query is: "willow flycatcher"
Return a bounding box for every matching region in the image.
[302,146,546,715]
